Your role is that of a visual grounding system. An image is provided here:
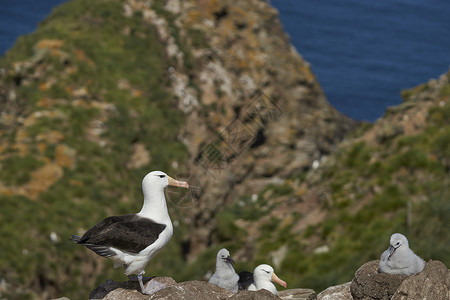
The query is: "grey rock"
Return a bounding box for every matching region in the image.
[317,282,352,300]
[279,288,317,299]
[351,259,450,300]
[88,277,320,300]
[100,289,147,300]
[391,260,449,300]
[148,280,233,300]
[376,124,404,143]
[350,260,408,300]
[230,289,281,299]
[86,261,449,300]
[89,277,176,300]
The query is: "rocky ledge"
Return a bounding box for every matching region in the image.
[350,259,449,300]
[80,260,448,300]
[88,276,315,300]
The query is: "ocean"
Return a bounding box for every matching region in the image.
[0,0,67,54]
[271,0,450,121]
[1,0,449,121]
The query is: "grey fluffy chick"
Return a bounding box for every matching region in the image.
[378,233,425,275]
[208,248,239,293]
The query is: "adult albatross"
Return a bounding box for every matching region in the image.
[242,264,287,295]
[70,170,189,294]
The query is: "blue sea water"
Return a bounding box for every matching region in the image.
[0,0,449,121]
[0,0,67,54]
[271,0,450,121]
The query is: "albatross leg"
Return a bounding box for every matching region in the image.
[137,274,149,294]
[128,273,149,294]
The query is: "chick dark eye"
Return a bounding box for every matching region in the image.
[158,175,166,178]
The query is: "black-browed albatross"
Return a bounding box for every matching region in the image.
[70,170,189,294]
[240,264,287,295]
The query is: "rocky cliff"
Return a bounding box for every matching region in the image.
[81,259,450,299]
[0,0,449,299]
[0,0,354,298]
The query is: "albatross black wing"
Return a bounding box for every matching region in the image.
[72,214,166,254]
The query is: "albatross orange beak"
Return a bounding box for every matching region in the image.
[271,272,287,288]
[168,176,189,189]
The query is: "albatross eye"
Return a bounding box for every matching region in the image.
[158,175,166,178]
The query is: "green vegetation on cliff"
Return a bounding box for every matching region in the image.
[0,0,449,299]
[211,80,450,291]
[0,0,189,298]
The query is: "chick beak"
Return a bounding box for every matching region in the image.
[387,245,398,260]
[225,255,235,265]
[271,272,287,288]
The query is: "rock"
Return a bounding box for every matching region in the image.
[350,259,450,300]
[89,278,320,300]
[55,144,76,168]
[279,288,317,299]
[317,282,352,300]
[25,162,64,199]
[230,289,280,299]
[126,143,151,169]
[350,260,408,300]
[148,280,233,299]
[89,277,176,299]
[391,260,449,300]
[172,0,358,259]
[375,123,404,143]
[34,39,64,50]
[36,130,64,143]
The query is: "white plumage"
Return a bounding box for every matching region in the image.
[71,171,188,294]
[378,233,425,275]
[247,264,287,295]
[208,248,239,293]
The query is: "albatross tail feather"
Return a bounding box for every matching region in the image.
[70,234,82,243]
[70,234,115,258]
[81,243,116,258]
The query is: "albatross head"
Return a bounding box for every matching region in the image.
[253,264,287,289]
[139,171,189,218]
[216,248,235,267]
[142,171,189,191]
[388,233,409,259]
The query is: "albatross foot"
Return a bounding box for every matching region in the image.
[142,279,167,294]
[128,274,166,294]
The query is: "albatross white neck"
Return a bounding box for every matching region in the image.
[135,171,188,223]
[137,186,170,223]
